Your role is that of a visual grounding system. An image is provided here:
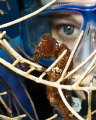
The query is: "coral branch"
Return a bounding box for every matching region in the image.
[58,87,84,120]
[0,0,57,28]
[0,96,12,114]
[57,31,84,83]
[0,92,7,96]
[39,49,67,79]
[73,56,96,88]
[46,114,58,120]
[87,90,92,120]
[0,114,26,120]
[1,30,96,119]
[65,49,96,80]
[0,38,44,72]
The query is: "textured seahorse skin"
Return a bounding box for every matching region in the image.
[31,33,78,120]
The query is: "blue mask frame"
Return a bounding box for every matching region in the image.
[20,3,96,67]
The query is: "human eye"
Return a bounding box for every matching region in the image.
[61,24,74,35]
[50,11,83,49]
[51,23,80,49]
[57,24,80,38]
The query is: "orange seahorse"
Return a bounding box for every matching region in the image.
[31,33,78,120]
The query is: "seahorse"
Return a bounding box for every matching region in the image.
[31,33,78,120]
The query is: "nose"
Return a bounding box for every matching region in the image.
[74,22,96,74]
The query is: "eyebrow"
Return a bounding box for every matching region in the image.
[50,13,82,27]
[51,11,80,15]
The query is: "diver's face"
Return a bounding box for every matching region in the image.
[50,11,83,49]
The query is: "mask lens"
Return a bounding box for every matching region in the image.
[20,11,83,66]
[74,22,96,74]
